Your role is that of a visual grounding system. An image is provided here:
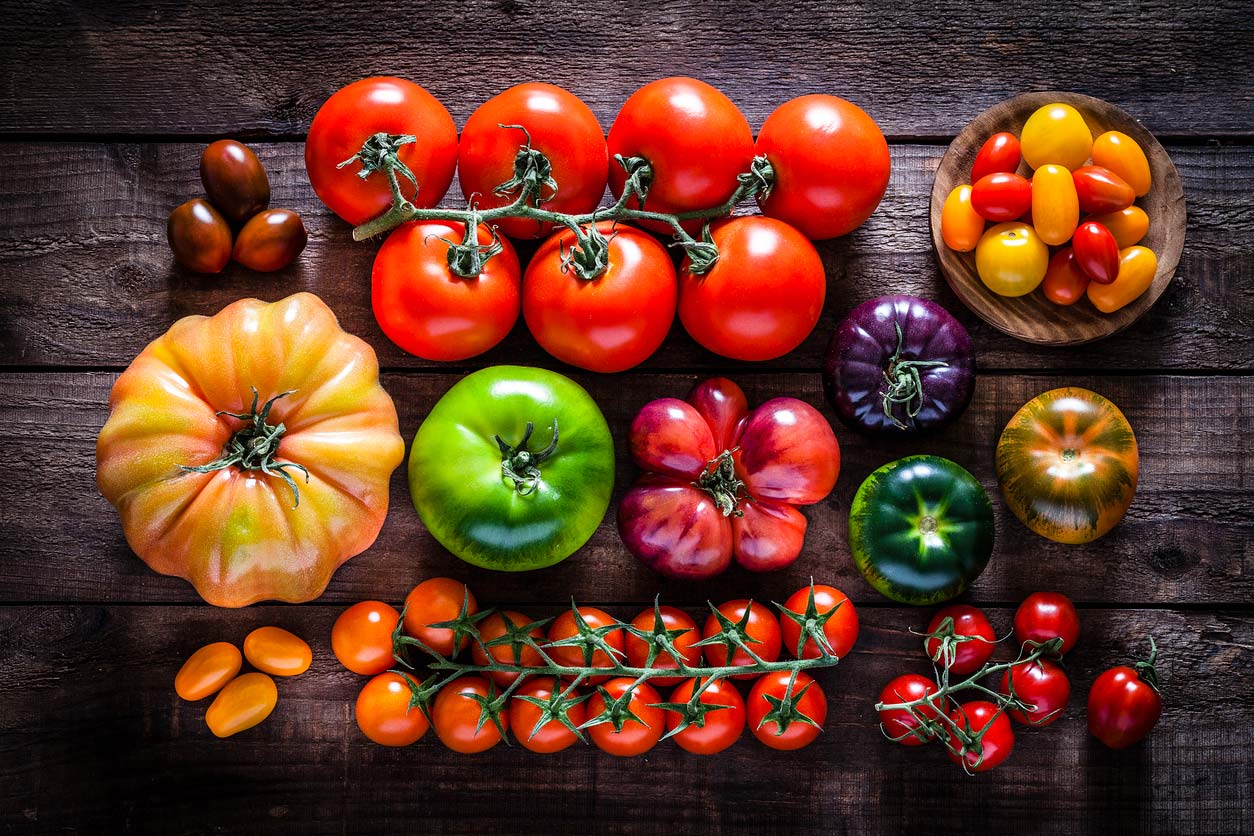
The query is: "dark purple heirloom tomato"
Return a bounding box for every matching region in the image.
[822,296,975,435]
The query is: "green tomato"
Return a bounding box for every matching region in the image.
[848,455,995,604]
[408,365,615,571]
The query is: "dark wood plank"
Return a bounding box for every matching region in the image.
[0,143,1250,371]
[2,371,1248,606]
[3,1,1253,138]
[0,603,1247,835]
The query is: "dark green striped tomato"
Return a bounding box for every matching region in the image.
[407,366,615,570]
[848,456,995,605]
[996,387,1138,544]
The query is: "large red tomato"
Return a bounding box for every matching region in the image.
[523,221,676,372]
[371,221,520,361]
[678,216,826,361]
[458,83,608,240]
[607,77,754,234]
[306,77,458,226]
[755,94,890,239]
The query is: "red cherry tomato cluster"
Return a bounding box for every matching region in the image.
[333,578,858,755]
[941,103,1158,313]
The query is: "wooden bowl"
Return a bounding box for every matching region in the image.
[930,92,1186,346]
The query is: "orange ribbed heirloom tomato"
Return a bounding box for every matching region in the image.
[96,293,404,607]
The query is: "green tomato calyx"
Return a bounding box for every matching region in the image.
[495,420,559,496]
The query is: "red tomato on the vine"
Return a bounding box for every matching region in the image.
[701,600,782,677]
[1088,646,1163,749]
[946,700,1014,772]
[355,672,429,747]
[510,677,586,754]
[431,676,509,754]
[924,604,995,676]
[878,673,945,746]
[748,670,827,750]
[546,606,625,683]
[1000,658,1071,726]
[1014,592,1080,654]
[470,610,546,687]
[663,677,746,755]
[779,585,859,660]
[623,606,702,686]
[332,600,401,676]
[402,578,478,657]
[586,678,664,756]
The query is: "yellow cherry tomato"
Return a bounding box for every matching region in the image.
[206,672,279,738]
[1031,164,1080,246]
[1088,206,1150,248]
[174,641,242,701]
[243,626,312,676]
[1088,246,1158,313]
[941,184,985,252]
[1092,131,1151,196]
[1021,103,1093,171]
[975,222,1050,297]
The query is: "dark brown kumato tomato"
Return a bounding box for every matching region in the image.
[232,209,307,272]
[167,198,232,274]
[200,139,270,224]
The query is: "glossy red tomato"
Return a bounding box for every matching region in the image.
[1000,658,1071,726]
[432,676,509,754]
[306,77,457,225]
[586,678,664,756]
[1072,221,1121,283]
[748,670,826,750]
[523,221,676,372]
[510,677,587,754]
[663,677,745,755]
[371,221,520,361]
[1014,592,1080,655]
[402,578,478,658]
[458,83,608,239]
[623,606,702,687]
[946,700,1014,772]
[332,600,401,676]
[1042,247,1091,306]
[878,673,945,746]
[546,606,625,683]
[1088,646,1162,749]
[470,610,546,687]
[702,600,782,678]
[607,77,754,234]
[924,605,995,676]
[970,172,1032,222]
[970,132,1022,184]
[779,585,858,660]
[355,672,429,746]
[1072,165,1136,215]
[678,216,825,361]
[755,94,890,239]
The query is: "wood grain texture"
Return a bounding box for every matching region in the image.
[1,371,1247,607]
[0,604,1248,836]
[0,142,1250,371]
[931,92,1187,345]
[4,1,1254,138]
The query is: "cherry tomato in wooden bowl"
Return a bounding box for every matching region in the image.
[970,131,1021,184]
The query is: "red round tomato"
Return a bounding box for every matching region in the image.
[946,700,1014,772]
[458,83,608,240]
[585,678,664,756]
[678,216,825,361]
[924,604,996,676]
[355,672,429,747]
[1000,658,1071,726]
[372,221,520,361]
[702,600,782,678]
[754,94,890,239]
[1014,592,1080,654]
[1088,646,1162,749]
[510,677,587,754]
[779,585,859,660]
[663,677,745,755]
[607,77,754,234]
[471,610,546,687]
[523,221,676,372]
[623,606,702,687]
[747,670,826,750]
[431,676,509,754]
[970,132,1022,184]
[306,77,457,225]
[546,606,625,683]
[402,578,478,658]
[970,172,1032,222]
[1072,220,1121,284]
[332,600,400,676]
[878,673,945,746]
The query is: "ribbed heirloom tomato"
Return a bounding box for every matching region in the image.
[175,642,243,701]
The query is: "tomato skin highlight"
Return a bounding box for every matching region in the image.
[701,600,782,677]
[243,626,312,676]
[471,610,546,687]
[205,672,278,738]
[432,676,509,754]
[332,601,401,676]
[940,185,984,252]
[924,605,995,675]
[779,585,859,660]
[970,172,1032,222]
[1088,206,1150,249]
[1014,592,1081,654]
[664,677,746,755]
[946,700,1014,772]
[175,641,243,701]
[1072,165,1136,215]
[971,132,1022,184]
[975,222,1049,297]
[402,578,478,657]
[1092,131,1152,196]
[1088,246,1158,313]
[1042,248,1091,306]
[878,673,945,746]
[624,606,702,686]
[355,672,429,746]
[748,670,826,750]
[510,677,586,754]
[1031,164,1079,246]
[1001,659,1071,726]
[586,679,664,756]
[1088,663,1162,749]
[1021,102,1093,170]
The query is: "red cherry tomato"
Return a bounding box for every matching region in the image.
[1088,642,1163,749]
[747,670,826,750]
[510,677,587,754]
[1014,592,1080,654]
[1000,659,1071,726]
[970,172,1032,222]
[1072,165,1136,215]
[755,94,890,239]
[924,605,996,676]
[623,606,702,687]
[971,132,1023,184]
[778,584,859,660]
[470,610,546,687]
[1072,221,1121,284]
[585,678,664,756]
[546,607,625,684]
[1042,247,1091,306]
[355,672,429,747]
[663,677,746,755]
[701,600,782,678]
[332,600,401,676]
[878,673,945,746]
[946,700,1015,772]
[431,676,509,754]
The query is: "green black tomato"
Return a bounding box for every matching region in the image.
[848,455,995,604]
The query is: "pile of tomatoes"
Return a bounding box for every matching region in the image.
[332,578,858,755]
[941,102,1158,313]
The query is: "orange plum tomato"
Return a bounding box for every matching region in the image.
[1091,131,1151,196]
[941,185,984,252]
[1088,206,1149,249]
[1087,246,1158,313]
[242,626,312,676]
[1031,164,1079,246]
[205,672,278,738]
[175,641,243,701]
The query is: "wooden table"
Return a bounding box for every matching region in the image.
[2,2,1250,834]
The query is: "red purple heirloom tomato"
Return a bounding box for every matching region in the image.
[822,296,975,435]
[617,377,840,580]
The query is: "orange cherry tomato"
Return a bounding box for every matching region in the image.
[975,222,1049,297]
[586,678,664,756]
[332,600,401,676]
[431,675,509,753]
[940,185,984,252]
[1088,206,1150,249]
[243,626,312,676]
[1088,246,1158,313]
[1031,164,1079,246]
[510,677,587,754]
[205,672,278,738]
[970,131,1022,184]
[1092,131,1151,196]
[970,172,1031,222]
[623,605,702,687]
[1042,248,1091,306]
[471,610,546,687]
[1072,165,1135,215]
[403,578,477,657]
[1072,221,1121,284]
[355,672,429,746]
[546,606,625,683]
[1021,103,1093,171]
[175,641,243,701]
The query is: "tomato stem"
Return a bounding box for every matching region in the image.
[692,449,747,517]
[494,420,559,496]
[882,321,948,430]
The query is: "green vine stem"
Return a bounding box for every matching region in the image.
[881,321,948,430]
[342,129,776,278]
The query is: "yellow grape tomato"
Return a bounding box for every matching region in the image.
[1087,246,1158,313]
[1021,103,1093,171]
[1092,131,1151,196]
[205,672,279,738]
[941,185,985,252]
[174,641,243,701]
[1031,164,1080,246]
[975,222,1050,297]
[1089,206,1150,248]
[243,626,312,676]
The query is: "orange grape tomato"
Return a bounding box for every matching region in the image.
[1088,206,1149,248]
[175,641,243,701]
[1031,164,1079,246]
[1021,103,1093,171]
[243,626,312,676]
[1042,248,1090,306]
[975,222,1049,297]
[941,185,985,252]
[1092,131,1151,196]
[1087,246,1158,313]
[205,672,279,738]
